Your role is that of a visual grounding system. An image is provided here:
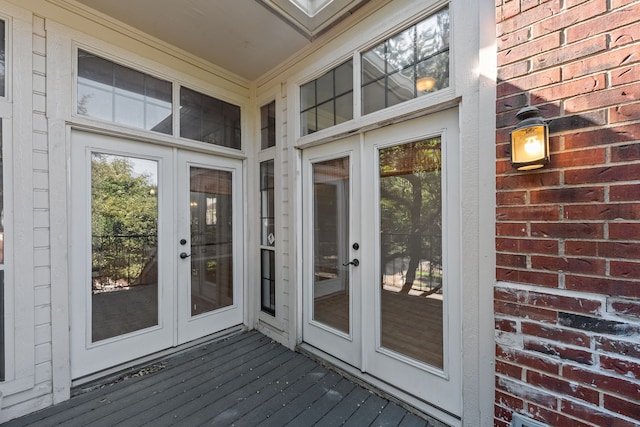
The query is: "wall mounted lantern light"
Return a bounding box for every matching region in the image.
[510,106,549,171]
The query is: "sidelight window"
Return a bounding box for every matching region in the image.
[260,101,276,149]
[259,101,277,316]
[0,19,5,98]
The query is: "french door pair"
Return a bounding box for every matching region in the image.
[302,110,461,418]
[70,131,243,379]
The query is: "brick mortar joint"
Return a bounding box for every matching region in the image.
[495,342,640,384]
[495,370,640,419]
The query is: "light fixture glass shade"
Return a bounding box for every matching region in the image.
[510,107,549,170]
[416,76,436,92]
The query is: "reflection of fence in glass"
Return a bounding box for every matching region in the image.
[381,232,442,293]
[92,234,157,293]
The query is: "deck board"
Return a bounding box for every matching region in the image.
[4,331,434,427]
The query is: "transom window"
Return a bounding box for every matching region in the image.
[77,50,173,134]
[362,7,450,115]
[300,60,353,136]
[77,50,243,150]
[180,87,241,149]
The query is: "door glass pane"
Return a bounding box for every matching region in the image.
[91,154,159,342]
[312,157,350,334]
[190,167,234,316]
[379,138,443,368]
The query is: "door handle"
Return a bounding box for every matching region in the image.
[343,258,359,267]
[180,252,191,259]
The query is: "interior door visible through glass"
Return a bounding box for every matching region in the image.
[312,157,350,334]
[189,167,234,316]
[302,137,361,368]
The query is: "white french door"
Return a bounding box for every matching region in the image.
[302,109,461,418]
[70,131,243,379]
[176,151,244,343]
[302,135,361,367]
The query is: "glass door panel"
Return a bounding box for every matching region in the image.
[379,138,443,368]
[177,151,243,344]
[70,131,174,379]
[91,154,159,342]
[302,136,360,368]
[72,132,245,379]
[189,167,234,316]
[312,157,350,334]
[362,110,461,419]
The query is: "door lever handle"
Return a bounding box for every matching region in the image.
[343,258,359,267]
[180,252,191,259]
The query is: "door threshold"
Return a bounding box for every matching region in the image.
[72,325,247,394]
[297,342,461,427]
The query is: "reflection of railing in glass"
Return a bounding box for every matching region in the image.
[91,234,158,293]
[381,232,442,294]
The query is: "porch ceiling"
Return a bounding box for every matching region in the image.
[74,0,369,81]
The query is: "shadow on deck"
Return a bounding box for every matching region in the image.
[4,331,438,426]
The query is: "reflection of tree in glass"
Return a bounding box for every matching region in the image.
[380,138,442,293]
[77,94,90,116]
[91,155,158,290]
[362,7,450,114]
[386,8,449,89]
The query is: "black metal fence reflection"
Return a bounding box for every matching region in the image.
[91,234,158,293]
[381,232,442,292]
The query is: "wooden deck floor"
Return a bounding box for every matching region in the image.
[4,331,437,426]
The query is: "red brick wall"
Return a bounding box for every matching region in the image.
[495,0,640,426]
